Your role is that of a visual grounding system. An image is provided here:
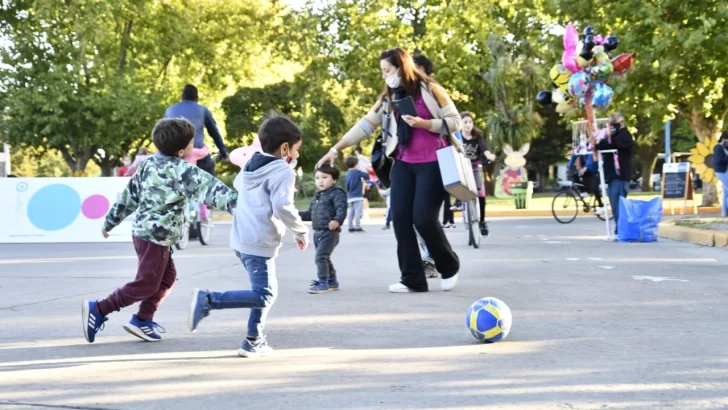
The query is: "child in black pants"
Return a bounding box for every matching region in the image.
[299,164,348,294]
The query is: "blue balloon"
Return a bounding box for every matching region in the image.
[592,81,614,111]
[568,72,590,98]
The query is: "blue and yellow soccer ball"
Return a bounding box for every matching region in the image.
[466,297,512,343]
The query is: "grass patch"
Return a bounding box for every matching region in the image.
[674,218,728,231]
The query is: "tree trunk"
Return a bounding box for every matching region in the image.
[636,143,660,192]
[58,145,92,174]
[118,19,133,79]
[683,108,721,205]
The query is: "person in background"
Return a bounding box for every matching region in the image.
[165,84,229,176]
[124,147,151,176]
[713,131,728,217]
[344,156,370,232]
[595,112,634,237]
[380,186,393,230]
[454,111,494,236]
[354,146,372,219]
[567,146,605,214]
[117,156,132,177]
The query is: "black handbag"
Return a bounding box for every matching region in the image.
[371,133,394,188]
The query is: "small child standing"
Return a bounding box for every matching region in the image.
[344,156,370,232]
[82,118,237,343]
[299,164,348,294]
[188,111,309,358]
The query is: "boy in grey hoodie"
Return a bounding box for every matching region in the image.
[187,111,309,358]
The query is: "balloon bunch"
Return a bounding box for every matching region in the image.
[536,23,633,115]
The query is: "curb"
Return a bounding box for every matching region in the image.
[212,206,723,221]
[658,222,728,248]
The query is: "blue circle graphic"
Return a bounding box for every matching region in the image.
[27,184,81,231]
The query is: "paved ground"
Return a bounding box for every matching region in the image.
[1,216,727,409]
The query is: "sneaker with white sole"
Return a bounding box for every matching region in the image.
[388,282,415,293]
[424,261,438,278]
[82,300,108,343]
[594,207,605,215]
[123,315,165,342]
[441,273,459,291]
[238,337,274,358]
[188,288,211,332]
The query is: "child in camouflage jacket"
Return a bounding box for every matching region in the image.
[81,118,238,344]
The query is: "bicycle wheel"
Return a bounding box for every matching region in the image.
[551,191,579,224]
[462,202,471,246]
[198,220,212,245]
[175,224,190,250]
[468,199,481,249]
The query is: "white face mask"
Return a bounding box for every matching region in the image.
[123,160,131,166]
[385,69,401,89]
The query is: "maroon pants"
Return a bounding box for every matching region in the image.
[98,237,177,321]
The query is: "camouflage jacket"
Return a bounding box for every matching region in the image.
[103,155,237,246]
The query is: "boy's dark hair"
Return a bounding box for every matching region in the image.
[152,118,195,156]
[181,84,198,101]
[316,164,340,181]
[344,156,359,169]
[258,110,303,154]
[355,146,363,154]
[413,54,434,76]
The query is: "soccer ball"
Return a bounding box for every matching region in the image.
[466,297,512,343]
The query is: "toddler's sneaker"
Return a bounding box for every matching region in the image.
[82,300,108,343]
[352,227,365,232]
[308,280,332,294]
[238,336,274,358]
[123,314,165,342]
[188,288,211,332]
[328,278,340,291]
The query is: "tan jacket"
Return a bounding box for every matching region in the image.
[341,82,463,156]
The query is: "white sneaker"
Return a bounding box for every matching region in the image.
[440,273,459,291]
[594,207,605,215]
[388,283,414,293]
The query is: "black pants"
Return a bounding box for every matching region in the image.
[196,155,216,176]
[391,160,459,291]
[442,196,454,224]
[314,230,340,281]
[582,171,604,207]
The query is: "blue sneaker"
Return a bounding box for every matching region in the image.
[328,278,340,291]
[123,314,166,342]
[308,280,331,294]
[188,288,211,332]
[238,337,274,358]
[82,300,108,343]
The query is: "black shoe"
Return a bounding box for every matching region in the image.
[353,227,365,232]
[348,228,355,232]
[479,222,489,237]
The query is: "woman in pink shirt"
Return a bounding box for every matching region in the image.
[317,48,462,293]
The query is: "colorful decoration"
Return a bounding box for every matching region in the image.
[689,137,718,184]
[495,143,530,198]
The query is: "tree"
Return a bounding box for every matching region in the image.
[0,0,282,175]
[549,0,728,204]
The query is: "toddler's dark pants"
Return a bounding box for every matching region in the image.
[314,229,340,281]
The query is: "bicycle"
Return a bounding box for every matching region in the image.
[175,200,213,250]
[551,179,613,224]
[461,197,481,248]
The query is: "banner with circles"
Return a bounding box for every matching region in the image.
[0,178,133,243]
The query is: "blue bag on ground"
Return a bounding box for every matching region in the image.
[617,197,663,242]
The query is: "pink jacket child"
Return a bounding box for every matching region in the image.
[183,144,211,220]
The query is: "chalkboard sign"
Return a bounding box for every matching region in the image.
[662,171,688,199]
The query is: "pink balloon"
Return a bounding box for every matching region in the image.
[562,23,580,73]
[594,35,604,45]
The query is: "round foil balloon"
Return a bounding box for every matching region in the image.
[591,61,614,81]
[568,72,590,98]
[592,82,614,111]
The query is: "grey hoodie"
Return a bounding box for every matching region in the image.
[230,153,308,258]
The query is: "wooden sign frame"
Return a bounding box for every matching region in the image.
[661,167,697,215]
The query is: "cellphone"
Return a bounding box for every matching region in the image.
[393,96,418,117]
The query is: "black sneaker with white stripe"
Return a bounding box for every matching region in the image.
[123,314,166,342]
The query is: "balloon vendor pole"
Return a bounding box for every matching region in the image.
[584,89,613,240]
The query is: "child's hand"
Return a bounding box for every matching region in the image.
[296,238,307,250]
[101,228,109,239]
[329,221,340,231]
